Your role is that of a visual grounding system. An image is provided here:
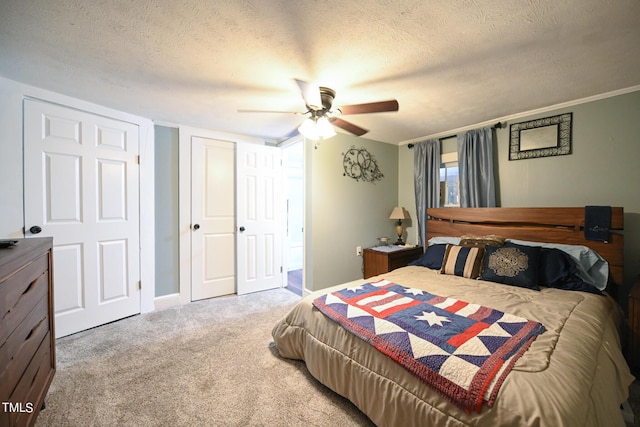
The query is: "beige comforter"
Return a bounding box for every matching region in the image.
[272,266,635,427]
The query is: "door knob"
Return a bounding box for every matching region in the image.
[239,226,245,232]
[193,224,200,230]
[29,225,42,234]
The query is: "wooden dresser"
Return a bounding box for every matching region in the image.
[363,246,423,279]
[0,238,55,427]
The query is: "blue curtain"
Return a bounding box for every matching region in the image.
[413,139,440,247]
[457,127,496,207]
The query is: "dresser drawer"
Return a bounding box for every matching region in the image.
[0,238,55,427]
[0,296,49,401]
[4,335,54,427]
[0,253,49,345]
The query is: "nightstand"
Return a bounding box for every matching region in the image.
[628,275,640,376]
[363,246,423,279]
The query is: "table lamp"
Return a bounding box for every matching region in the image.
[389,207,409,245]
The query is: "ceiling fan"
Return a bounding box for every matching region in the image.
[239,79,399,140]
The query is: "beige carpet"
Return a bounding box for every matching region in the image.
[35,288,637,426]
[36,288,374,427]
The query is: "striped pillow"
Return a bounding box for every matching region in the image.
[440,244,485,279]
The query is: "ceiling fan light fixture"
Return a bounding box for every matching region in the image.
[298,116,336,140]
[316,116,336,138]
[240,79,397,140]
[298,117,317,139]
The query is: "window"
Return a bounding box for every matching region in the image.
[439,151,459,207]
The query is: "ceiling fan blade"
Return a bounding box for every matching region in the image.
[339,99,399,115]
[295,79,322,110]
[237,109,303,114]
[330,117,368,136]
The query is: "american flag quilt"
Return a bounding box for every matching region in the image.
[312,279,546,413]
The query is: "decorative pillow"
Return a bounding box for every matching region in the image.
[538,248,602,295]
[440,245,485,279]
[507,239,608,291]
[408,244,447,270]
[481,242,540,290]
[459,234,506,248]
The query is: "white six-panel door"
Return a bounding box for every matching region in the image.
[236,143,283,295]
[23,99,140,338]
[190,137,236,301]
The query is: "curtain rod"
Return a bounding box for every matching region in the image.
[407,122,505,148]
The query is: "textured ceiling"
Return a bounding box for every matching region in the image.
[1,0,639,144]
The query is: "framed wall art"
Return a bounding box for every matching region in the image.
[509,113,572,160]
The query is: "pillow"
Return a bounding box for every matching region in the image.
[507,239,608,290]
[440,245,485,279]
[408,244,447,270]
[481,242,540,290]
[428,236,461,246]
[538,248,602,295]
[459,234,506,248]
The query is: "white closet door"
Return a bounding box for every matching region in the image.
[236,143,283,295]
[23,99,140,338]
[190,137,236,301]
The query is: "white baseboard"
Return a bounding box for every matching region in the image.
[154,293,181,311]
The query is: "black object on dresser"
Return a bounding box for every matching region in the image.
[1,238,55,427]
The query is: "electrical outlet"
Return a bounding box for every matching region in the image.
[356,246,362,256]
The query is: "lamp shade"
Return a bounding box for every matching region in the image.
[389,206,409,220]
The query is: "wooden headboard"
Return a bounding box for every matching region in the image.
[426,207,624,288]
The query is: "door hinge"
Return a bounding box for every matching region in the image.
[137,280,142,290]
[280,266,283,273]
[136,155,140,164]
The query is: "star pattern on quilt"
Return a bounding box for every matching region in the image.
[312,280,546,413]
[415,310,450,327]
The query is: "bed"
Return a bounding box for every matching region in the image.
[272,207,634,426]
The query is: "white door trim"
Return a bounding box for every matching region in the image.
[177,125,265,304]
[280,137,305,290]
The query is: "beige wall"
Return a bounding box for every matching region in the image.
[307,133,399,291]
[397,90,640,308]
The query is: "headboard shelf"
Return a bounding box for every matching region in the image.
[426,207,624,289]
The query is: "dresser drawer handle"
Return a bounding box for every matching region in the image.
[23,280,35,295]
[24,318,45,342]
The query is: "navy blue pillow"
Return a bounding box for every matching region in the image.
[538,248,602,295]
[408,244,447,270]
[481,242,540,290]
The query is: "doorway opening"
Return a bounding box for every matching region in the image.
[282,139,304,296]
